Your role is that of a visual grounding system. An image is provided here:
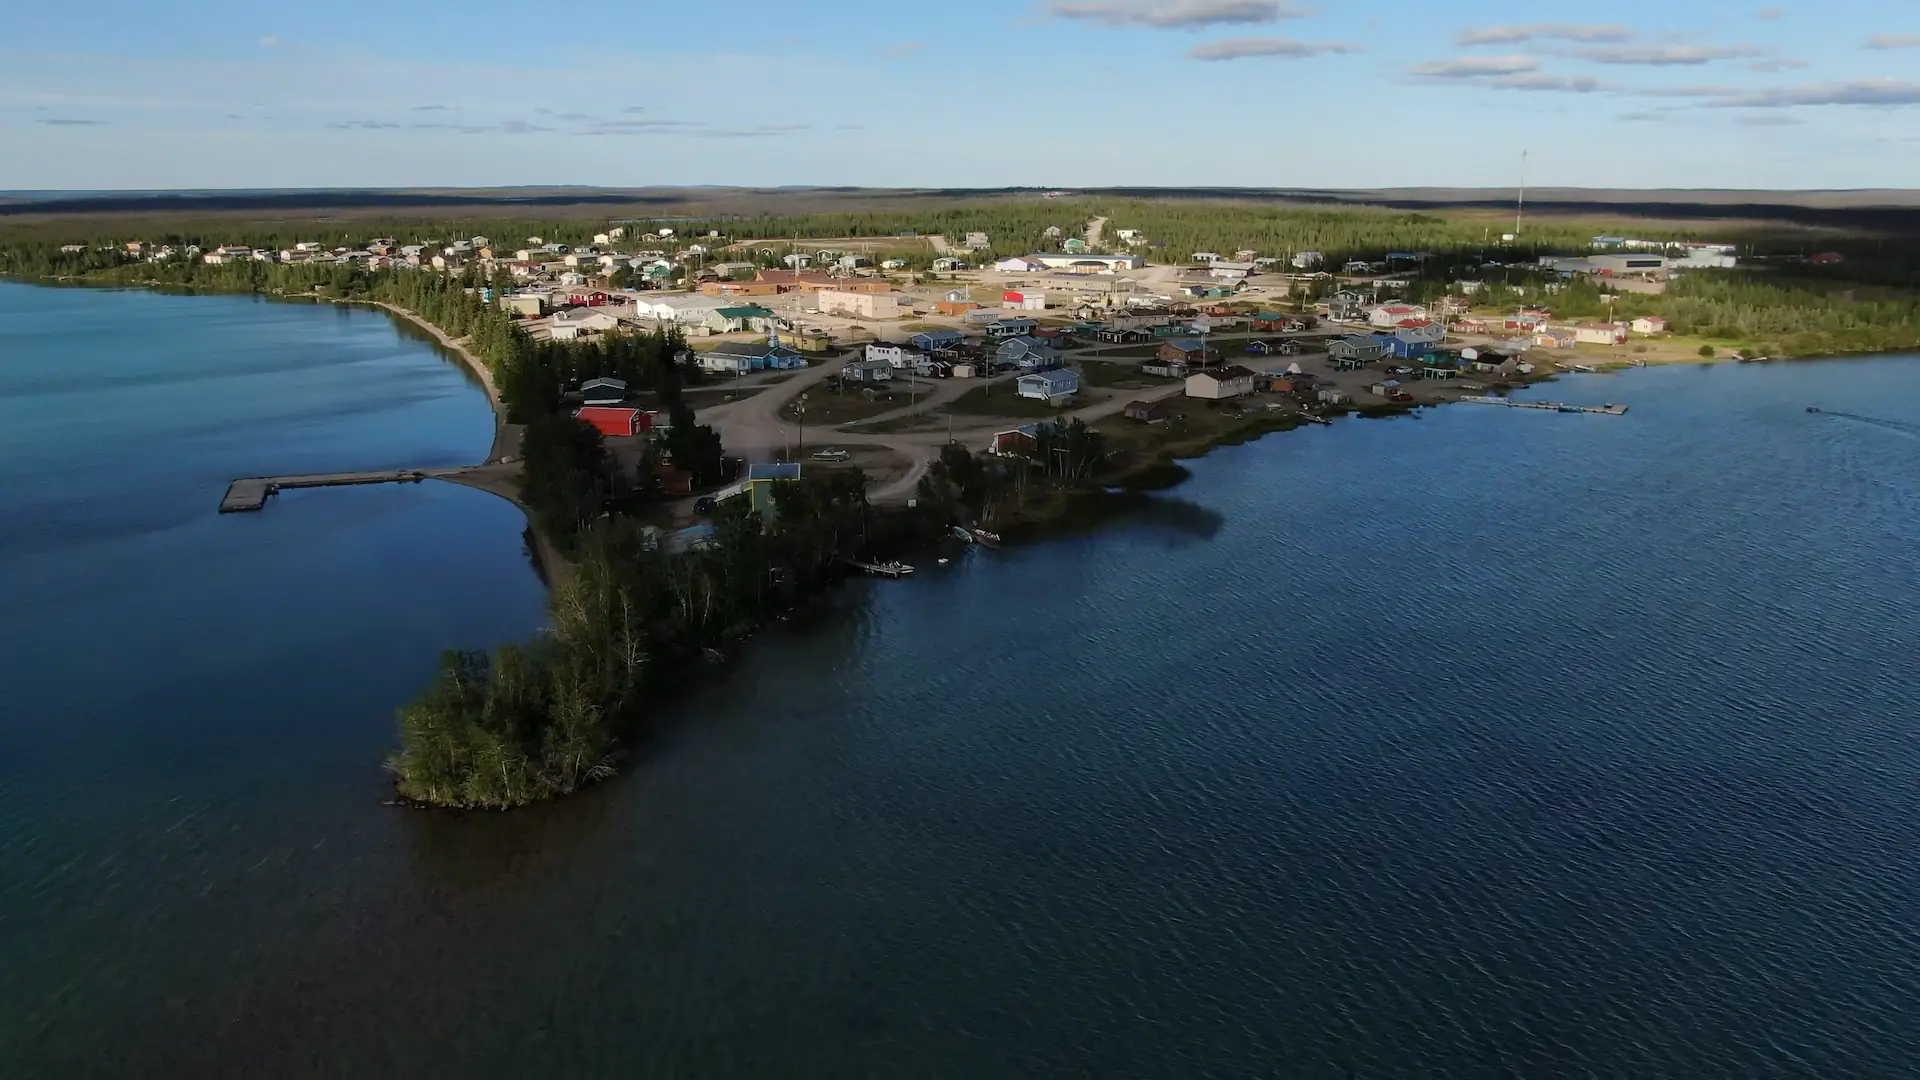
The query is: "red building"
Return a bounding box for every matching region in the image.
[575,407,651,437]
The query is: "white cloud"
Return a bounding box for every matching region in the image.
[1410,55,1540,78]
[881,41,924,59]
[1457,23,1634,46]
[1707,79,1920,107]
[1736,113,1804,125]
[1188,36,1359,60]
[1047,0,1309,30]
[1748,58,1810,72]
[1576,45,1764,65]
[1758,7,1786,19]
[1490,73,1606,92]
[1865,34,1920,50]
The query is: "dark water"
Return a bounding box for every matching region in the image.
[6,286,1920,1077]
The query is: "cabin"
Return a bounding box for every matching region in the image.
[1124,398,1171,424]
[841,358,895,383]
[911,329,967,354]
[1160,339,1220,367]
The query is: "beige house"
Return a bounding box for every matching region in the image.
[1185,366,1256,400]
[818,290,902,320]
[1575,322,1628,346]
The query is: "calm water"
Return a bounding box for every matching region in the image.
[5,284,1919,1077]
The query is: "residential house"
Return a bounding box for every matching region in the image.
[704,305,780,335]
[1316,388,1352,405]
[841,358,895,383]
[1328,336,1388,367]
[931,257,969,272]
[996,337,1062,370]
[867,342,927,369]
[911,329,967,354]
[640,294,729,323]
[1368,379,1404,398]
[1533,328,1576,349]
[986,318,1038,340]
[1123,398,1171,423]
[699,342,809,375]
[1060,237,1090,254]
[1016,369,1081,403]
[963,232,991,250]
[1575,322,1628,346]
[1185,366,1256,400]
[1095,327,1151,345]
[934,299,978,316]
[1630,316,1669,334]
[714,462,803,519]
[989,424,1041,457]
[580,377,628,406]
[1368,303,1429,328]
[1160,339,1220,367]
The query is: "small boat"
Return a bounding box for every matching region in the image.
[970,529,1002,548]
[811,448,850,461]
[937,557,950,566]
[1806,405,1820,413]
[952,525,975,542]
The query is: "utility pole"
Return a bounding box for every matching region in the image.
[1515,150,1529,241]
[795,392,807,460]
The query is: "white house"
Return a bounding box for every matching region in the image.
[1185,366,1256,400]
[1016,369,1080,403]
[1368,304,1429,328]
[866,342,926,369]
[1292,251,1325,269]
[1630,316,1669,334]
[1576,322,1628,346]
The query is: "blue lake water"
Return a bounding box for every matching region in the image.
[3,280,1918,1077]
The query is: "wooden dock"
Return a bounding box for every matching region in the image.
[1459,396,1628,416]
[219,470,434,513]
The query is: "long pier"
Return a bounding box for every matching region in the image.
[1459,396,1628,416]
[219,470,435,512]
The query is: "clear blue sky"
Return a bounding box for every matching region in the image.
[5,0,1919,190]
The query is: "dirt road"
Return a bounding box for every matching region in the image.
[1085,216,1108,251]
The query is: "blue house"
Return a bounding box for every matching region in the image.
[986,318,1038,339]
[1016,369,1080,403]
[996,336,1062,370]
[911,329,966,353]
[1374,333,1436,360]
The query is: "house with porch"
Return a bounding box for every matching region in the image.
[986,318,1039,339]
[714,462,803,519]
[1328,336,1389,366]
[841,358,895,383]
[1016,369,1081,403]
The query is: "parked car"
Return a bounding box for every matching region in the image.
[693,496,716,515]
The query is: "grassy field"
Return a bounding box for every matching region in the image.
[784,387,911,426]
[946,383,1078,418]
[1077,359,1164,390]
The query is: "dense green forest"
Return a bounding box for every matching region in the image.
[391,470,941,808]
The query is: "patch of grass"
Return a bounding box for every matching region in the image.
[787,389,910,425]
[1083,344,1165,359]
[1077,359,1159,389]
[947,383,1076,418]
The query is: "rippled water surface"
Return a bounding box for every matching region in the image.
[4,282,1918,1077]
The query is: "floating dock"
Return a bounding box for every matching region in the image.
[219,470,434,512]
[1459,396,1628,416]
[847,559,915,578]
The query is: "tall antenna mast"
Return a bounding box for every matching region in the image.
[1515,149,1529,240]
